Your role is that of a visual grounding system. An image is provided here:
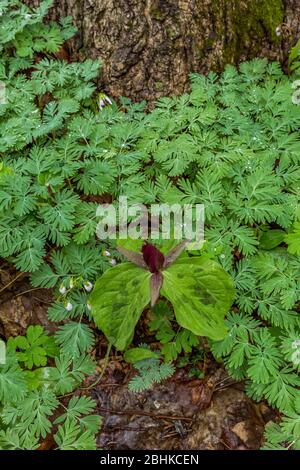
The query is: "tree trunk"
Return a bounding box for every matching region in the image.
[25,0,300,104]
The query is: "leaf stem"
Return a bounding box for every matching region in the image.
[80,342,112,391]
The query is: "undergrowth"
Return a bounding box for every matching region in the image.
[0,0,299,450]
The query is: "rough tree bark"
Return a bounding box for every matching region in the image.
[25,0,300,104]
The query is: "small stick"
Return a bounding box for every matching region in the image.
[0,272,24,294]
[97,406,192,422]
[15,287,44,297]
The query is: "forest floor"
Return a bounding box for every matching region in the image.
[0,262,278,450]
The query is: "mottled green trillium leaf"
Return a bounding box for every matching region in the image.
[161,257,235,341]
[117,239,144,253]
[89,263,151,350]
[124,347,158,364]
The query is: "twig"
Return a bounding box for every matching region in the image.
[59,343,113,399]
[15,287,44,297]
[0,272,24,294]
[214,380,245,392]
[162,432,178,439]
[214,376,232,387]
[220,439,233,450]
[103,425,157,432]
[81,343,112,391]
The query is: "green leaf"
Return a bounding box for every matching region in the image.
[161,257,235,340]
[7,325,58,369]
[116,238,144,253]
[124,347,158,364]
[285,222,300,255]
[260,229,286,250]
[90,263,151,350]
[54,418,96,450]
[54,396,101,433]
[0,360,27,404]
[54,322,94,358]
[247,330,283,384]
[0,428,40,450]
[17,389,59,438]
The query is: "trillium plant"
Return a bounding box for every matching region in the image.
[89,240,235,350]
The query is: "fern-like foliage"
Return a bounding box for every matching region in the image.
[128,357,175,393]
[0,335,100,450]
[1,0,300,452]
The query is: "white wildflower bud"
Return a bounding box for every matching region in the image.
[83,281,93,292]
[59,285,66,295]
[65,302,73,312]
[99,94,112,110]
[275,26,282,37]
[103,250,111,257]
[110,258,117,266]
[291,349,300,366]
[69,278,74,289]
[87,302,92,311]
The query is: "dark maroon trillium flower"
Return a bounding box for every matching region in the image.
[117,240,190,307]
[142,242,165,273]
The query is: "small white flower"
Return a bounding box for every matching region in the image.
[220,253,225,259]
[83,281,93,292]
[99,94,112,110]
[87,302,92,311]
[103,250,111,257]
[59,285,66,295]
[99,98,105,109]
[69,278,74,289]
[110,258,117,266]
[65,302,73,312]
[291,349,300,366]
[275,26,282,37]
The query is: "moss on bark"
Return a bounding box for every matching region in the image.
[212,0,284,65]
[25,0,297,104]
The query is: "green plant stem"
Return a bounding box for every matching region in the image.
[80,342,112,391]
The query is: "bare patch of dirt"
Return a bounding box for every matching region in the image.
[0,263,53,338]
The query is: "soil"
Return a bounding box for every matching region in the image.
[0,262,53,338]
[92,360,275,450]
